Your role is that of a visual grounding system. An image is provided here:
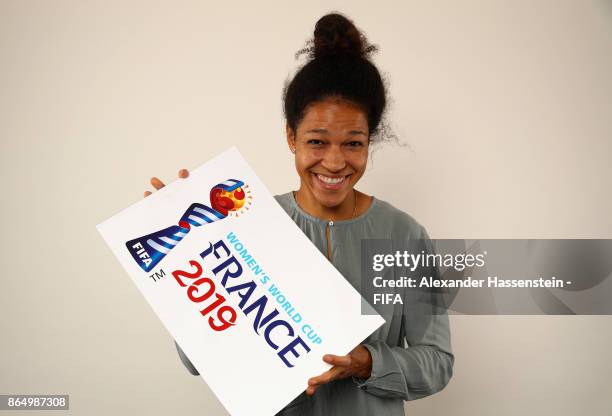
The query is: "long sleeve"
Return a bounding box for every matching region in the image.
[354,314,453,400]
[352,225,454,401]
[174,340,200,376]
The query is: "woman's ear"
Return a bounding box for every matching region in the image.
[286,122,296,153]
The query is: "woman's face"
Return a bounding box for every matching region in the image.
[287,98,369,209]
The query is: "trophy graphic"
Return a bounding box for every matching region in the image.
[126,178,251,272]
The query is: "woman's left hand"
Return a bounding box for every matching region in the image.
[306,345,372,395]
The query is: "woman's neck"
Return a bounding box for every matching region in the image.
[294,187,370,221]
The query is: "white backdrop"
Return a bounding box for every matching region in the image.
[1,1,611,415]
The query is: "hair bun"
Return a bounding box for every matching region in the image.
[313,13,364,59]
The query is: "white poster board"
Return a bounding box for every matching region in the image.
[96,147,384,416]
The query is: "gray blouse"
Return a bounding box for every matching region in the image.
[175,191,454,415]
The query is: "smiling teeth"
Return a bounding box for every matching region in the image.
[317,174,345,184]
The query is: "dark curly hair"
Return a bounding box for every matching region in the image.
[283,12,392,143]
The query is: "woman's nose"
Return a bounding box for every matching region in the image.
[321,145,346,172]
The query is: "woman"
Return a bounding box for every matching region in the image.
[145,12,453,416]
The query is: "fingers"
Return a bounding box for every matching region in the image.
[306,366,344,395]
[323,354,352,367]
[150,177,165,190]
[144,169,188,199]
[305,353,358,395]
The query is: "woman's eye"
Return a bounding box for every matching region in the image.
[307,139,324,145]
[347,141,363,147]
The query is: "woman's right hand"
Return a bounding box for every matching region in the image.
[144,168,190,198]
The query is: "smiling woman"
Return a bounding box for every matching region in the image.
[288,98,369,215]
[276,13,453,414]
[148,11,454,416]
[282,12,387,222]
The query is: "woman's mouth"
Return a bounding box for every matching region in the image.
[312,172,351,190]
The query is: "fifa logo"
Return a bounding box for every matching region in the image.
[126,179,252,272]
